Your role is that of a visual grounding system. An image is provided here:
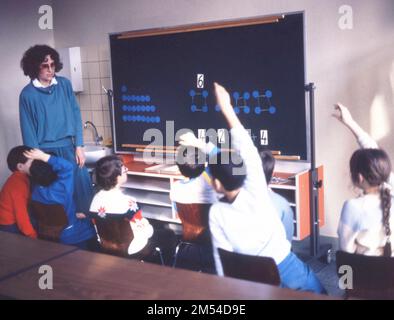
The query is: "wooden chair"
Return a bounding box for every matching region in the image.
[93,217,134,257]
[172,202,212,268]
[93,216,164,264]
[218,248,281,286]
[30,200,68,242]
[336,250,394,299]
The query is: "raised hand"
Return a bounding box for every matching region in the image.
[333,103,354,126]
[179,131,204,149]
[214,82,241,129]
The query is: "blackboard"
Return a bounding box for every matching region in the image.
[110,13,308,160]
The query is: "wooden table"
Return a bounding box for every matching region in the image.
[0,231,336,300]
[0,231,77,280]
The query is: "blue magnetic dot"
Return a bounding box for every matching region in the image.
[151,105,156,112]
[189,89,196,97]
[141,105,146,112]
[252,90,260,98]
[121,85,127,93]
[145,117,151,123]
[157,116,161,123]
[244,106,250,114]
[255,107,262,115]
[215,104,221,112]
[141,116,146,122]
[269,106,276,114]
[234,107,240,114]
[122,95,126,101]
[202,105,208,113]
[202,90,208,98]
[233,91,240,100]
[122,105,127,111]
[141,96,146,102]
[265,90,272,98]
[122,115,127,122]
[145,105,150,112]
[131,95,136,102]
[146,95,151,102]
[191,105,197,112]
[243,92,250,100]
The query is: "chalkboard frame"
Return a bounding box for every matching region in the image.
[108,12,310,163]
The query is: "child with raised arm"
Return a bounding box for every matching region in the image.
[334,103,394,256]
[208,83,324,293]
[26,149,96,247]
[0,146,37,238]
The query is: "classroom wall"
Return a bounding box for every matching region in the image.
[0,0,393,237]
[0,0,54,186]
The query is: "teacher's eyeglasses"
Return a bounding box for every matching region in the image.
[40,62,55,71]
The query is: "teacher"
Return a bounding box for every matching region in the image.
[19,44,93,215]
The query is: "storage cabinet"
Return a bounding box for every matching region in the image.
[122,160,325,240]
[270,166,325,240]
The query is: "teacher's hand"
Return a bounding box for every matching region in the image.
[75,146,86,168]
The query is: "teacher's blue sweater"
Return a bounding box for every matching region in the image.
[32,156,95,244]
[19,76,83,148]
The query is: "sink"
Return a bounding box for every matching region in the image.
[84,144,113,166]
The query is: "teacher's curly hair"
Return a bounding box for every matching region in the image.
[20,44,63,79]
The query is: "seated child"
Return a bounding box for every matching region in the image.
[334,103,394,256]
[170,136,219,205]
[208,83,324,294]
[25,148,96,247]
[0,146,37,238]
[260,149,294,243]
[90,155,176,262]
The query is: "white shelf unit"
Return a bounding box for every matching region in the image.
[122,161,324,241]
[123,169,181,224]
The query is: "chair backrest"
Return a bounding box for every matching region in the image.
[218,247,281,286]
[336,250,394,299]
[93,217,134,257]
[30,200,68,242]
[175,202,211,244]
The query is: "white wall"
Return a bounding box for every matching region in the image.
[0,0,54,185]
[1,0,393,237]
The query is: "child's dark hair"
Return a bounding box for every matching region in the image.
[208,151,246,191]
[176,147,206,178]
[350,148,392,255]
[95,155,123,190]
[29,160,58,187]
[260,149,275,183]
[7,145,32,172]
[20,45,63,80]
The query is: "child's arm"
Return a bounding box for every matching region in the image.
[12,178,37,238]
[214,83,268,194]
[24,149,74,201]
[333,103,378,149]
[333,103,393,187]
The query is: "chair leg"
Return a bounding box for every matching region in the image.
[155,247,165,266]
[172,241,184,268]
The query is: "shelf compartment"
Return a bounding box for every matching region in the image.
[122,188,172,208]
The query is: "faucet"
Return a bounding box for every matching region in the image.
[84,121,103,145]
